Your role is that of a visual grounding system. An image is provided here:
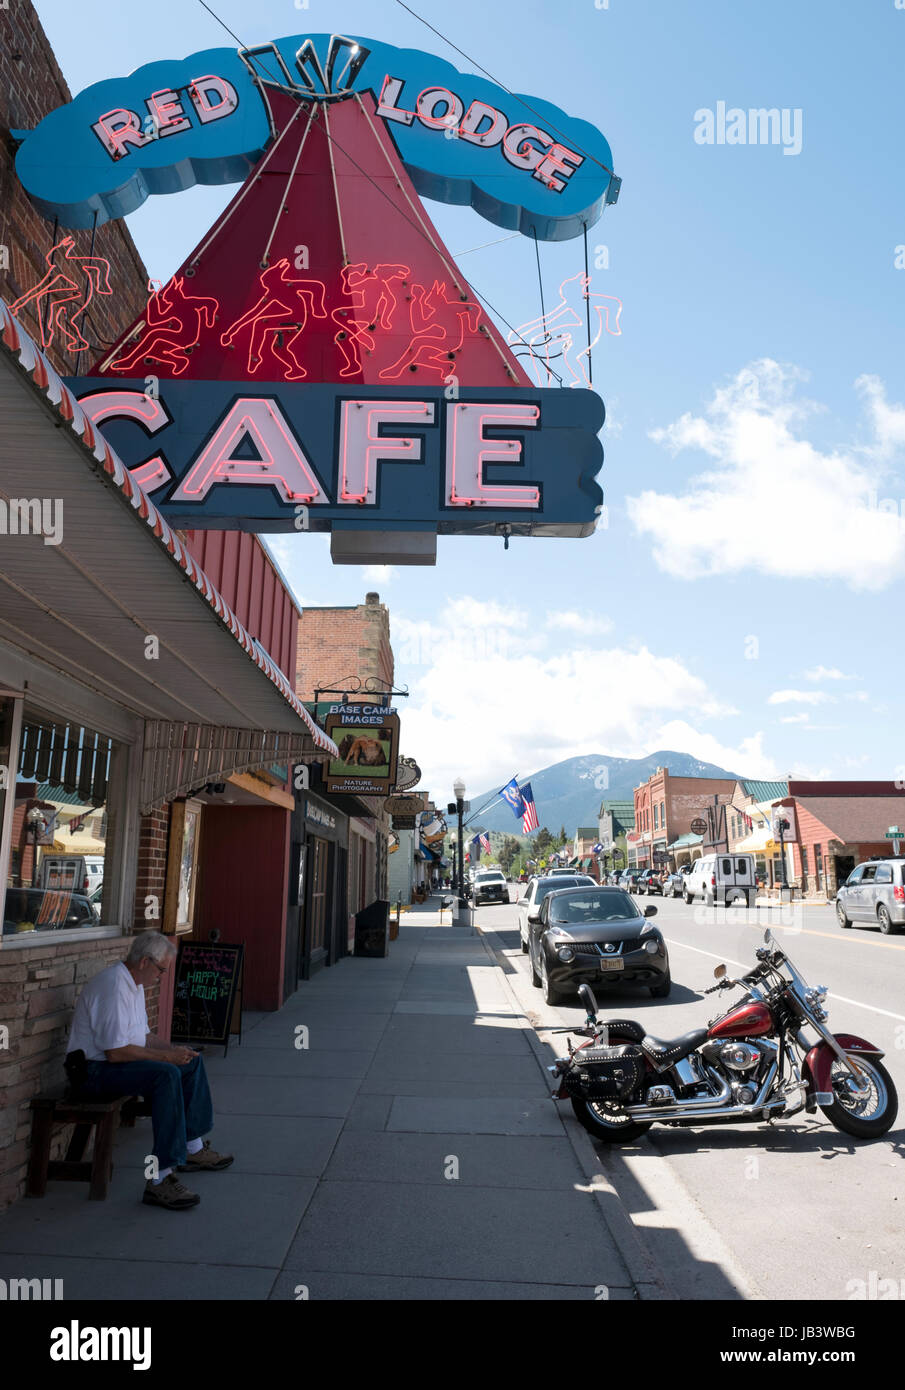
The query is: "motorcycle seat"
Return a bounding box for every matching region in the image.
[600,1019,646,1044]
[641,1028,710,1066]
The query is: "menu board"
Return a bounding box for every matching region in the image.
[170,941,243,1053]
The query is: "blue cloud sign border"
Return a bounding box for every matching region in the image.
[14,33,618,241]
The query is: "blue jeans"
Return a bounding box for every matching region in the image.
[80,1054,214,1172]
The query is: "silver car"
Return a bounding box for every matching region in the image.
[516,873,596,951]
[836,858,905,935]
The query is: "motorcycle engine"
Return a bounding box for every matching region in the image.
[715,1041,761,1072]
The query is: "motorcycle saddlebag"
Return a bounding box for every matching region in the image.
[563,1044,644,1102]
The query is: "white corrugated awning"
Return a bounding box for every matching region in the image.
[0,300,337,807]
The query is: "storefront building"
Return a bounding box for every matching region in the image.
[781,782,905,899]
[0,304,335,1206]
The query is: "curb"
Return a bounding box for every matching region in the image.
[473,923,676,1301]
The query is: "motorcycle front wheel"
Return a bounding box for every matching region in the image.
[570,1096,652,1144]
[819,1056,898,1139]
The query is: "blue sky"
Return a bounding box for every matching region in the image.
[32,0,905,806]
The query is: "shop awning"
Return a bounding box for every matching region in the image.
[0,304,337,809]
[735,828,775,853]
[668,832,704,849]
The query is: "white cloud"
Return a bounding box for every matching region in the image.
[546,610,614,636]
[803,666,854,681]
[627,360,905,590]
[779,713,810,724]
[363,565,397,583]
[855,375,905,457]
[651,722,778,779]
[396,596,766,794]
[768,689,832,706]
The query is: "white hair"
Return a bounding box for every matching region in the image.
[126,931,177,966]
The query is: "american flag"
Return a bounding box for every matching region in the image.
[521,782,539,833]
[479,832,492,855]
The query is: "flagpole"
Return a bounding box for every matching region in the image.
[462,774,522,831]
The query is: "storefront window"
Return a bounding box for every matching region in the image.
[3,708,126,938]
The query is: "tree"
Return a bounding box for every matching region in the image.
[558,825,568,847]
[532,826,554,858]
[498,835,521,873]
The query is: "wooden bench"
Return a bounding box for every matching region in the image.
[27,1093,152,1201]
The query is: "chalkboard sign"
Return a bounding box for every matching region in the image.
[171,941,244,1055]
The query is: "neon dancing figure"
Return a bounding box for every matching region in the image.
[331,263,408,377]
[509,271,622,388]
[378,280,481,382]
[108,277,218,376]
[219,260,326,380]
[9,236,112,353]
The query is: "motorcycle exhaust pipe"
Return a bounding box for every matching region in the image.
[624,1063,778,1123]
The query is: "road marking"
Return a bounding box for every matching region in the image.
[664,937,905,1024]
[676,908,905,952]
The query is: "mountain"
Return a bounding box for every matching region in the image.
[470,751,744,838]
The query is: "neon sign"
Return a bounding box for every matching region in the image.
[64,379,604,548]
[9,237,111,352]
[14,34,618,239]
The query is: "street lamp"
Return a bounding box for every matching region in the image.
[27,806,45,887]
[453,776,467,907]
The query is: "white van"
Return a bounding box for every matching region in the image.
[684,853,756,907]
[38,854,104,897]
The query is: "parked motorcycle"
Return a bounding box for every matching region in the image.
[549,929,898,1143]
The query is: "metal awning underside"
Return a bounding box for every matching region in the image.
[0,301,337,797]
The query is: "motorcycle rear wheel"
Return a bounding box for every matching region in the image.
[819,1057,898,1139]
[570,1096,652,1144]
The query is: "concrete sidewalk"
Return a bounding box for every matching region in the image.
[0,899,649,1300]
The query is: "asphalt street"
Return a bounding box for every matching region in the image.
[474,886,905,1301]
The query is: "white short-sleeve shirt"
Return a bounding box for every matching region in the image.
[67,961,149,1061]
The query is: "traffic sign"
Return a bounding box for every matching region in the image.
[885,828,903,838]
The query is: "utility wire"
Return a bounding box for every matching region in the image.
[393,0,616,177]
[192,0,542,366]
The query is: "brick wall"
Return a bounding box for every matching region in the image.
[0,3,148,373]
[133,805,171,931]
[0,938,162,1210]
[295,592,395,699]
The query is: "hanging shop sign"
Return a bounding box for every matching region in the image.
[314,702,401,796]
[392,757,422,793]
[13,34,618,239]
[386,793,424,829]
[63,379,604,537]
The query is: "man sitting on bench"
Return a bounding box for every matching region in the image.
[66,930,233,1211]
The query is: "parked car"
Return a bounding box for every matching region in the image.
[618,869,643,892]
[471,870,509,906]
[683,854,756,907]
[527,885,670,1005]
[836,858,905,934]
[635,869,665,896]
[3,885,97,935]
[661,868,689,898]
[517,873,596,951]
